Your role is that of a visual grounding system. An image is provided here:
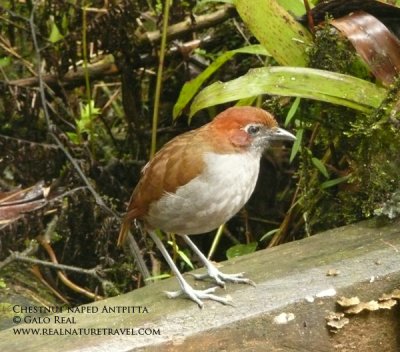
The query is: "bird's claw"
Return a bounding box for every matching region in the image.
[190,266,256,287]
[164,285,233,308]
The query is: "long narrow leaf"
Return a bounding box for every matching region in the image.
[190,67,386,116]
[285,96,301,126]
[312,157,329,178]
[290,128,303,162]
[173,45,270,118]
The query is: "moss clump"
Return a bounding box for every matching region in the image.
[289,25,400,236]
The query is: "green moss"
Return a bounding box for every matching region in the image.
[291,25,400,235]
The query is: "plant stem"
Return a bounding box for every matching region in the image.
[150,0,172,158]
[82,5,92,148]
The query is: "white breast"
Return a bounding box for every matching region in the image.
[146,151,261,235]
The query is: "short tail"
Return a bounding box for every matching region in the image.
[117,218,131,247]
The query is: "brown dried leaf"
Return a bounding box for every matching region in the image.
[0,200,47,223]
[332,11,400,86]
[0,181,46,205]
[0,182,49,222]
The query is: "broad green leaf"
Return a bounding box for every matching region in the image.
[311,157,329,178]
[235,96,258,107]
[235,0,312,66]
[190,67,387,116]
[290,128,303,162]
[277,0,309,16]
[285,97,301,126]
[173,45,270,118]
[321,175,351,189]
[226,242,257,259]
[197,0,235,4]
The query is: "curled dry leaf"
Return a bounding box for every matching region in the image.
[0,182,49,223]
[331,11,400,86]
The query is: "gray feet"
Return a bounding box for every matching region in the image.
[190,262,256,288]
[165,283,232,308]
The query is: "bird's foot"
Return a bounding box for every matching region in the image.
[190,264,256,287]
[165,283,232,308]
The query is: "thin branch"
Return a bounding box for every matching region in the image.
[5,253,102,278]
[38,237,104,301]
[0,242,38,271]
[150,0,171,158]
[137,5,235,46]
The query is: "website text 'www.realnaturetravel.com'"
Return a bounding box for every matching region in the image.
[3,304,161,337]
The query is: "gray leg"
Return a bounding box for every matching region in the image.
[182,235,256,287]
[148,231,232,308]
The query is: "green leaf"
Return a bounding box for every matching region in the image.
[235,0,312,66]
[78,100,101,134]
[235,96,258,107]
[173,45,270,119]
[290,128,303,163]
[197,0,235,4]
[0,278,6,289]
[49,22,64,43]
[168,241,194,269]
[226,242,257,259]
[65,132,79,144]
[0,57,11,68]
[144,274,171,281]
[285,97,301,126]
[321,175,351,189]
[260,228,279,242]
[277,0,310,16]
[190,67,386,116]
[311,157,329,178]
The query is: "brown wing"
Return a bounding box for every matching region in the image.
[117,127,209,245]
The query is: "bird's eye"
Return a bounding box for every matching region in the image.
[246,125,261,135]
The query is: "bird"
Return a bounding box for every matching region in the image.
[118,106,295,308]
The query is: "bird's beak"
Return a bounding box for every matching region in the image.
[269,127,296,141]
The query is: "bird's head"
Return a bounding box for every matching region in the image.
[208,106,296,155]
